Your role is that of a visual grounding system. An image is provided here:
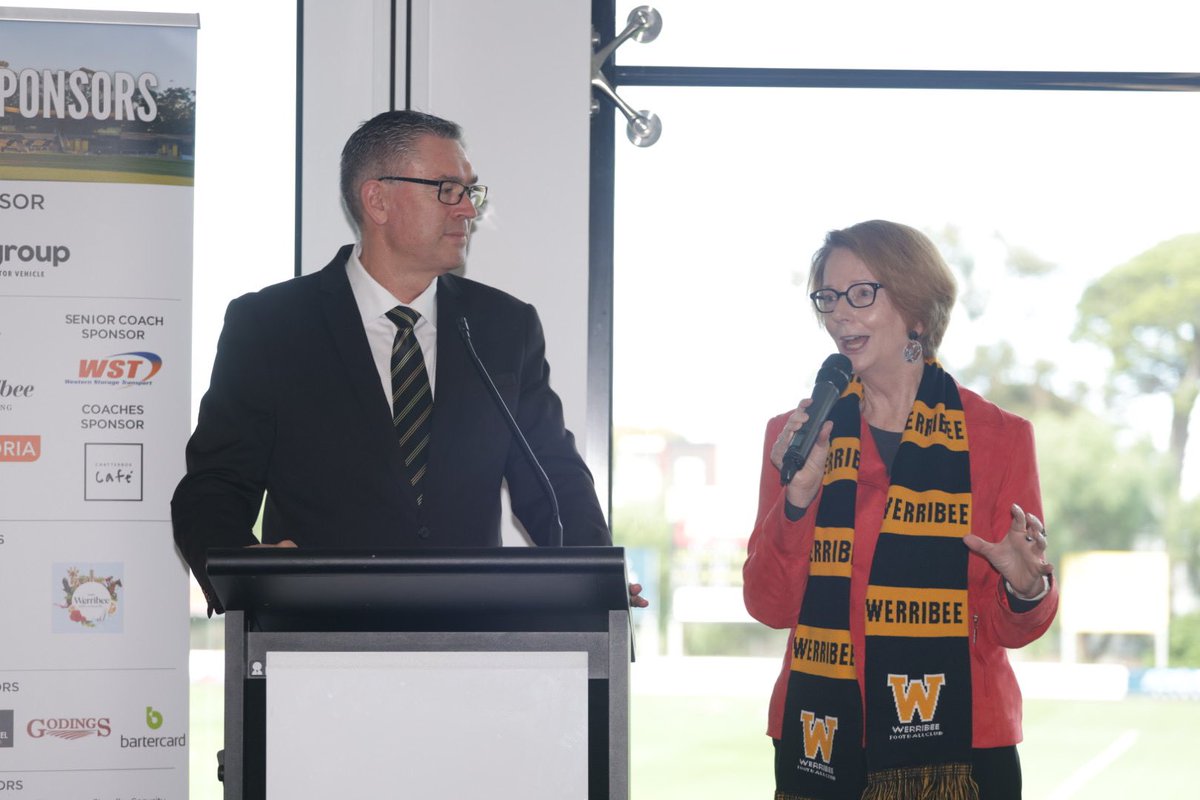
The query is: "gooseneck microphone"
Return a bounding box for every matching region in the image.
[779,353,853,485]
[457,316,564,547]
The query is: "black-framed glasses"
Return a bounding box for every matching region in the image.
[377,176,488,210]
[810,281,885,313]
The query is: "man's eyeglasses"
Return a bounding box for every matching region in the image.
[377,176,488,210]
[810,282,885,313]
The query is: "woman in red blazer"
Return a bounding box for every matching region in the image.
[744,220,1056,800]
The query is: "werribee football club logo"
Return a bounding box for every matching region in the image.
[888,673,945,723]
[800,710,838,764]
[887,673,947,740]
[53,564,123,633]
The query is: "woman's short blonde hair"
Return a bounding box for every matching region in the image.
[809,220,957,359]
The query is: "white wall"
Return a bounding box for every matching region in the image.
[297,0,599,538]
[298,0,392,267]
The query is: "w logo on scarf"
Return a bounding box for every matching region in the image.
[887,673,946,724]
[800,710,839,763]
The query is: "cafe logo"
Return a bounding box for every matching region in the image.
[84,442,142,501]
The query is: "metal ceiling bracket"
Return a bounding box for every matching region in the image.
[592,6,663,147]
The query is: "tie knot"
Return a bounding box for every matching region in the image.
[386,306,421,331]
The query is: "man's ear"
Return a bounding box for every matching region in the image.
[360,179,389,226]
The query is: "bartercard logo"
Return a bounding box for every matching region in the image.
[118,705,187,749]
[68,351,162,387]
[0,434,40,461]
[146,706,163,730]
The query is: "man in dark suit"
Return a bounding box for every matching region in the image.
[172,110,640,613]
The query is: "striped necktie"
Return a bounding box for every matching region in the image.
[386,306,432,505]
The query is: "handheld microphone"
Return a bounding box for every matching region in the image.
[457,316,564,547]
[779,353,853,485]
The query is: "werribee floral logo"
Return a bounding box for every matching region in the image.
[53,564,123,633]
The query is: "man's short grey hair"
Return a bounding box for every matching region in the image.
[340,109,463,227]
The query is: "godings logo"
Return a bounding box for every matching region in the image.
[799,710,838,763]
[887,673,945,724]
[27,716,112,740]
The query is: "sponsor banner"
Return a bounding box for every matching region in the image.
[0,9,196,799]
[0,665,187,794]
[0,521,189,666]
[0,289,187,519]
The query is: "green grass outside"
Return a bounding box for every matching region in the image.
[189,682,224,800]
[189,681,1197,799]
[0,152,194,184]
[1021,697,1197,798]
[631,694,1199,800]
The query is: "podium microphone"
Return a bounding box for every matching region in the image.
[457,316,564,547]
[779,353,853,485]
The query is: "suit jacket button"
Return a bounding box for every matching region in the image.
[417,526,431,539]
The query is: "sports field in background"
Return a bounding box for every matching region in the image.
[186,658,1198,799]
[630,694,1197,799]
[0,152,194,185]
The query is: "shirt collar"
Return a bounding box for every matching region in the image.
[347,243,439,329]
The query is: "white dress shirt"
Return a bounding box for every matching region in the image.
[345,243,439,405]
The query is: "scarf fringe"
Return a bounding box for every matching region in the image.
[861,763,979,800]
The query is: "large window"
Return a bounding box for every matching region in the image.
[604,3,1200,798]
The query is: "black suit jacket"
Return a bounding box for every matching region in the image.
[172,245,609,610]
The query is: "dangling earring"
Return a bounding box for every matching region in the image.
[903,331,923,363]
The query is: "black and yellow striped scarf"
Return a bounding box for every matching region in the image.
[776,360,977,800]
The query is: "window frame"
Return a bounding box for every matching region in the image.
[587,0,1200,513]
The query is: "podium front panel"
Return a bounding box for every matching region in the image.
[211,548,632,799]
[266,650,588,798]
